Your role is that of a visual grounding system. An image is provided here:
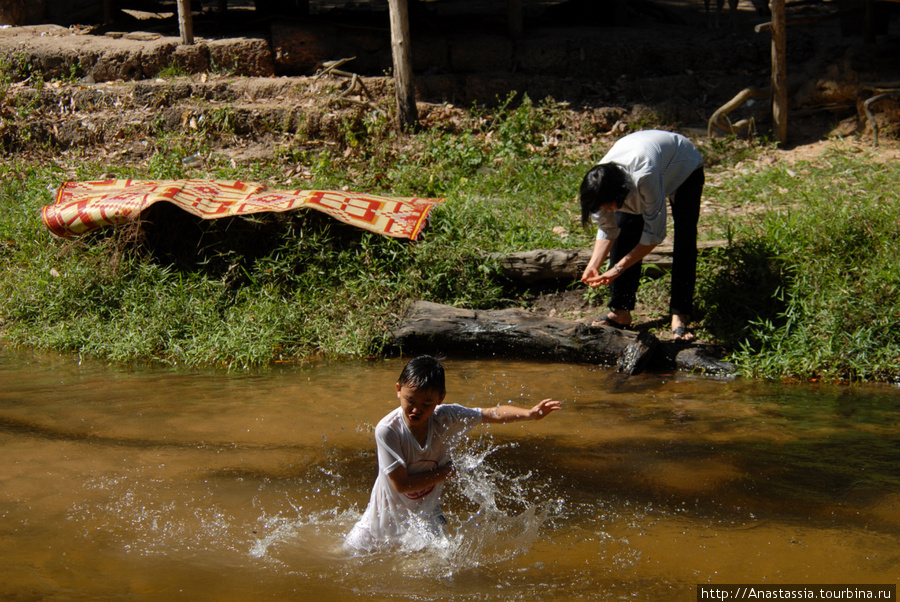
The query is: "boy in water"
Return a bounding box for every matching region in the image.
[344,355,561,552]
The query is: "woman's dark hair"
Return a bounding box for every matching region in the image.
[397,355,446,394]
[579,163,629,227]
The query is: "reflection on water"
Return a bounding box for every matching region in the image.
[1,346,899,601]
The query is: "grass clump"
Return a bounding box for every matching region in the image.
[699,148,900,382]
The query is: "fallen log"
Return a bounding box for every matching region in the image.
[390,301,735,376]
[488,240,728,285]
[617,330,658,375]
[392,300,634,366]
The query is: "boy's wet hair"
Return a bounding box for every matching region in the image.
[579,163,629,226]
[398,355,446,395]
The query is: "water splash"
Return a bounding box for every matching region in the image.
[373,435,562,575]
[442,437,560,569]
[248,505,359,564]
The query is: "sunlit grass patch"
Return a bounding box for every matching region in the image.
[700,148,900,382]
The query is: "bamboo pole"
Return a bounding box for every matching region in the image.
[177,0,194,45]
[388,0,418,130]
[771,0,787,142]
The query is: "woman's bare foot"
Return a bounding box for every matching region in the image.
[672,314,695,341]
[592,309,633,329]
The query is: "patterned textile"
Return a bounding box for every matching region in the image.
[42,180,443,241]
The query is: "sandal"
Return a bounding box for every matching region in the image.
[672,325,695,341]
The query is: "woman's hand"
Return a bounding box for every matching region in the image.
[582,239,616,287]
[583,266,620,287]
[581,266,603,287]
[595,266,623,286]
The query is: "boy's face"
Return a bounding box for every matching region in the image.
[396,383,445,429]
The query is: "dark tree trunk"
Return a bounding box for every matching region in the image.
[391,301,735,376]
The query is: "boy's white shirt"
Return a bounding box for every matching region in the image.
[346,403,482,550]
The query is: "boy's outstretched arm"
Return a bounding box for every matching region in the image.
[481,398,562,424]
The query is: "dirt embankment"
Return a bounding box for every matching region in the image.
[2,0,899,157]
[2,3,899,269]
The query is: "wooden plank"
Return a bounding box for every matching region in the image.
[754,9,853,32]
[388,0,418,129]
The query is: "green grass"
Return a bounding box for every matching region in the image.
[1,94,898,382]
[698,147,900,382]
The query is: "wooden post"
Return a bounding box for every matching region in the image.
[508,0,523,40]
[771,0,787,143]
[177,0,194,46]
[388,0,418,130]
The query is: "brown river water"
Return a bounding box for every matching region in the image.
[1,346,898,601]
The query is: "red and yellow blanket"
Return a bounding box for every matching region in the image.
[42,180,443,241]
